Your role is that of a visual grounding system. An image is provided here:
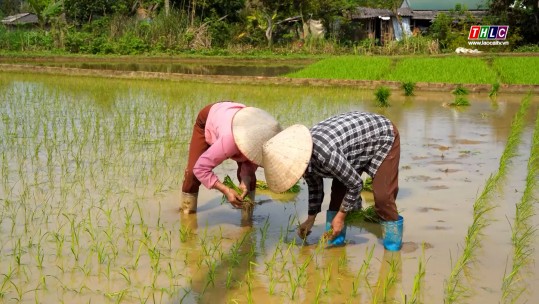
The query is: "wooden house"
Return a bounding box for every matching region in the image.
[348,0,488,44]
[399,0,488,34]
[347,7,395,45]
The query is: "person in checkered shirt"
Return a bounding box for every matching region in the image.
[262,112,400,242]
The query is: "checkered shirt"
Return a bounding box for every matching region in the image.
[304,112,395,215]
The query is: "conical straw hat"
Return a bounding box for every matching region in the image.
[262,124,313,193]
[232,107,282,166]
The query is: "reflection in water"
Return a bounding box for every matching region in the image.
[7,61,306,77]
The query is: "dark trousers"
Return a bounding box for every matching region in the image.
[181,103,256,194]
[328,123,400,221]
[182,104,213,194]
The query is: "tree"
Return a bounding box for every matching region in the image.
[64,0,137,25]
[488,0,539,46]
[245,0,349,47]
[0,0,24,17]
[28,0,51,26]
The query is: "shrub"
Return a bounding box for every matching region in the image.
[514,44,539,52]
[116,33,148,55]
[65,30,92,53]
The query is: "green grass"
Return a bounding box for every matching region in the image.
[286,56,392,80]
[287,55,539,85]
[492,57,539,84]
[387,57,497,84]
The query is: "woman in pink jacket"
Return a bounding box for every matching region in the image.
[180,101,281,214]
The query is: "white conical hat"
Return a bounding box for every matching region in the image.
[262,124,313,193]
[232,107,282,166]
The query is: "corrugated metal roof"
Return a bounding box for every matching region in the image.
[349,7,394,19]
[402,0,488,11]
[398,9,488,20]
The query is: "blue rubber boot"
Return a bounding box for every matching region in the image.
[326,210,346,246]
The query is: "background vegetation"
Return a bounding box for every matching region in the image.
[0,0,537,56]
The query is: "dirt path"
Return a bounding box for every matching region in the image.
[1,63,538,93]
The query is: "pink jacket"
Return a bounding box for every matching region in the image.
[193,102,258,189]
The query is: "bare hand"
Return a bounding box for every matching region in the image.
[238,181,248,200]
[213,181,244,209]
[225,187,244,208]
[331,211,346,239]
[297,215,316,239]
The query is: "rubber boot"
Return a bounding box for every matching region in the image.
[180,192,198,214]
[326,210,346,246]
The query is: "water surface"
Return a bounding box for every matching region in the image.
[0,72,537,303]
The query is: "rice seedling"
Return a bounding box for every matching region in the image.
[381,258,400,302]
[363,176,373,192]
[444,94,531,303]
[489,82,500,98]
[452,85,469,96]
[374,86,391,107]
[501,108,539,304]
[492,57,539,84]
[408,243,427,304]
[449,96,471,107]
[255,180,301,193]
[401,82,416,96]
[346,206,381,224]
[222,175,254,207]
[387,57,497,84]
[287,56,392,80]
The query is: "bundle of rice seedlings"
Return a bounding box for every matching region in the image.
[346,205,381,224]
[222,175,254,207]
[256,180,301,193]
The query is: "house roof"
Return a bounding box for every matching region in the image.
[401,0,489,11]
[1,13,39,25]
[349,7,394,19]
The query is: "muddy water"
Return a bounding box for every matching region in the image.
[0,72,537,304]
[0,58,307,77]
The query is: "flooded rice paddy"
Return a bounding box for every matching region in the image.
[0,72,538,303]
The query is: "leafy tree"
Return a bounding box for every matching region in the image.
[1,0,24,16]
[245,0,350,47]
[488,0,539,46]
[28,0,51,25]
[64,0,137,25]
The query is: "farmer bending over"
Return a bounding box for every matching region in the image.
[262,112,400,243]
[180,101,281,213]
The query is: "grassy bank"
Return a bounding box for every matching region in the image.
[288,55,539,85]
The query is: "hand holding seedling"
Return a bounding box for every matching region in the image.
[298,215,316,239]
[213,180,244,208]
[330,211,347,240]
